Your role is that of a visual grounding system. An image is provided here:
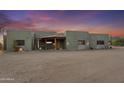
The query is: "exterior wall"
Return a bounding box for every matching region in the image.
[4,29,111,51]
[89,34,111,49]
[65,31,90,50]
[6,30,33,51]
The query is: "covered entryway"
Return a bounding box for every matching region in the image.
[36,35,66,50]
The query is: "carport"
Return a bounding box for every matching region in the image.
[36,35,66,50]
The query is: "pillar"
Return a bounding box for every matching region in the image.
[54,38,57,50]
[37,38,39,49]
[45,39,47,50]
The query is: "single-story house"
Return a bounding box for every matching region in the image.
[1,29,112,51]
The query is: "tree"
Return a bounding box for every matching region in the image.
[112,38,124,46]
[0,13,11,51]
[0,13,11,32]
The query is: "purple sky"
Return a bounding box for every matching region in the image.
[1,10,124,36]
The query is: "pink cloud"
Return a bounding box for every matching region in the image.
[5,11,124,37]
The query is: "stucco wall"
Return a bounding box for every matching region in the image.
[90,34,111,49]
[34,31,57,38]
[6,30,33,51]
[65,31,90,50]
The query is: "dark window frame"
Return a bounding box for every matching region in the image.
[97,40,104,45]
[15,40,25,46]
[78,40,86,45]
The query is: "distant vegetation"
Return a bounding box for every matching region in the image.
[112,37,124,46]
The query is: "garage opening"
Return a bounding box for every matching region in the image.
[36,36,66,50]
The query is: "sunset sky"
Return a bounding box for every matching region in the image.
[0,10,124,37]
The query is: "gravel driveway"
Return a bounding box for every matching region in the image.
[0,48,124,83]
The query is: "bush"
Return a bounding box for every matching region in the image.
[112,38,124,46]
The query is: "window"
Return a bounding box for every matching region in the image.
[78,40,85,45]
[15,40,25,46]
[97,40,104,45]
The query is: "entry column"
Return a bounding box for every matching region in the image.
[45,39,47,50]
[37,38,39,49]
[54,38,57,50]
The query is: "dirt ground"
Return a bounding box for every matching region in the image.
[0,47,124,83]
